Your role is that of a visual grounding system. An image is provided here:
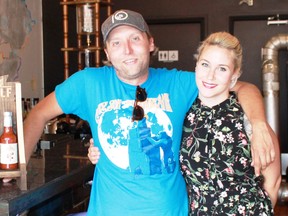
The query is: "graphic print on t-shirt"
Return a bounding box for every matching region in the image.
[95,94,175,176]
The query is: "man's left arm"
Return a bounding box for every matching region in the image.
[232,81,276,176]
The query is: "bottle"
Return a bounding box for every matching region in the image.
[0,111,18,170]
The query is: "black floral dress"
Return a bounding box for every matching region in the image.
[180,92,273,216]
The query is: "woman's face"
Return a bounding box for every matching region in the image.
[195,45,239,107]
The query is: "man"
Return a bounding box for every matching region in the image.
[24,9,275,216]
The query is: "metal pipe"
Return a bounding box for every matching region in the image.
[262,34,288,203]
[262,34,288,135]
[278,182,288,202]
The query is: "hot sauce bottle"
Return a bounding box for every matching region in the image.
[0,111,18,170]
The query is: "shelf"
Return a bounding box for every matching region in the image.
[0,170,21,178]
[0,78,27,190]
[60,0,113,6]
[61,46,102,52]
[60,0,112,78]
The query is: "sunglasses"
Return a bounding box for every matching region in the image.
[132,85,147,121]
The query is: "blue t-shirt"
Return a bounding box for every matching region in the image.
[55,66,198,216]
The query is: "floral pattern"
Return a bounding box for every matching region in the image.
[180,92,273,216]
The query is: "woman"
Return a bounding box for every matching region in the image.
[180,31,281,215]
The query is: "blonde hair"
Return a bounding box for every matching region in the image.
[194,31,243,75]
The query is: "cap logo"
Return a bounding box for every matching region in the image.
[112,11,128,23]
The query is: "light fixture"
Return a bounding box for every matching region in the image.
[267,14,288,26]
[239,0,253,6]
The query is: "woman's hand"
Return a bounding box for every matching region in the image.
[87,138,101,165]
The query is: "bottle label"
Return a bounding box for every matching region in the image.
[0,143,18,164]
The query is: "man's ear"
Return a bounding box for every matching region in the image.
[149,37,155,52]
[104,49,110,61]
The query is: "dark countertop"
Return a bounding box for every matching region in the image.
[0,134,95,216]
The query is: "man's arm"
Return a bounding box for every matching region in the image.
[232,81,276,175]
[24,92,63,162]
[261,124,281,208]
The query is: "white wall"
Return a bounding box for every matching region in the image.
[0,0,44,99]
[18,0,44,99]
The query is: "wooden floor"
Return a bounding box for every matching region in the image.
[275,203,288,216]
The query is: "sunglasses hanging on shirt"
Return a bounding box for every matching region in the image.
[132,85,147,121]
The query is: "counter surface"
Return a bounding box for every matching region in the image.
[0,134,94,216]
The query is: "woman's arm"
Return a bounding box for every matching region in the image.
[232,81,276,176]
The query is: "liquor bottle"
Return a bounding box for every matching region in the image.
[0,111,18,170]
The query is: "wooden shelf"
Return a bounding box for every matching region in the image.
[61,46,102,52]
[60,0,113,6]
[0,170,21,178]
[0,77,27,190]
[60,0,112,78]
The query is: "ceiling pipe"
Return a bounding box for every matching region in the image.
[262,34,288,135]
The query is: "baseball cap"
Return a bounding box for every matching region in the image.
[101,9,150,42]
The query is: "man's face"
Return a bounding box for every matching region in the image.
[104,25,155,85]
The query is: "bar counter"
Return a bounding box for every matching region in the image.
[0,134,94,216]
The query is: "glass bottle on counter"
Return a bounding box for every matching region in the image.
[0,111,18,170]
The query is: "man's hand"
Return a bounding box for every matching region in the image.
[251,121,276,176]
[87,138,100,165]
